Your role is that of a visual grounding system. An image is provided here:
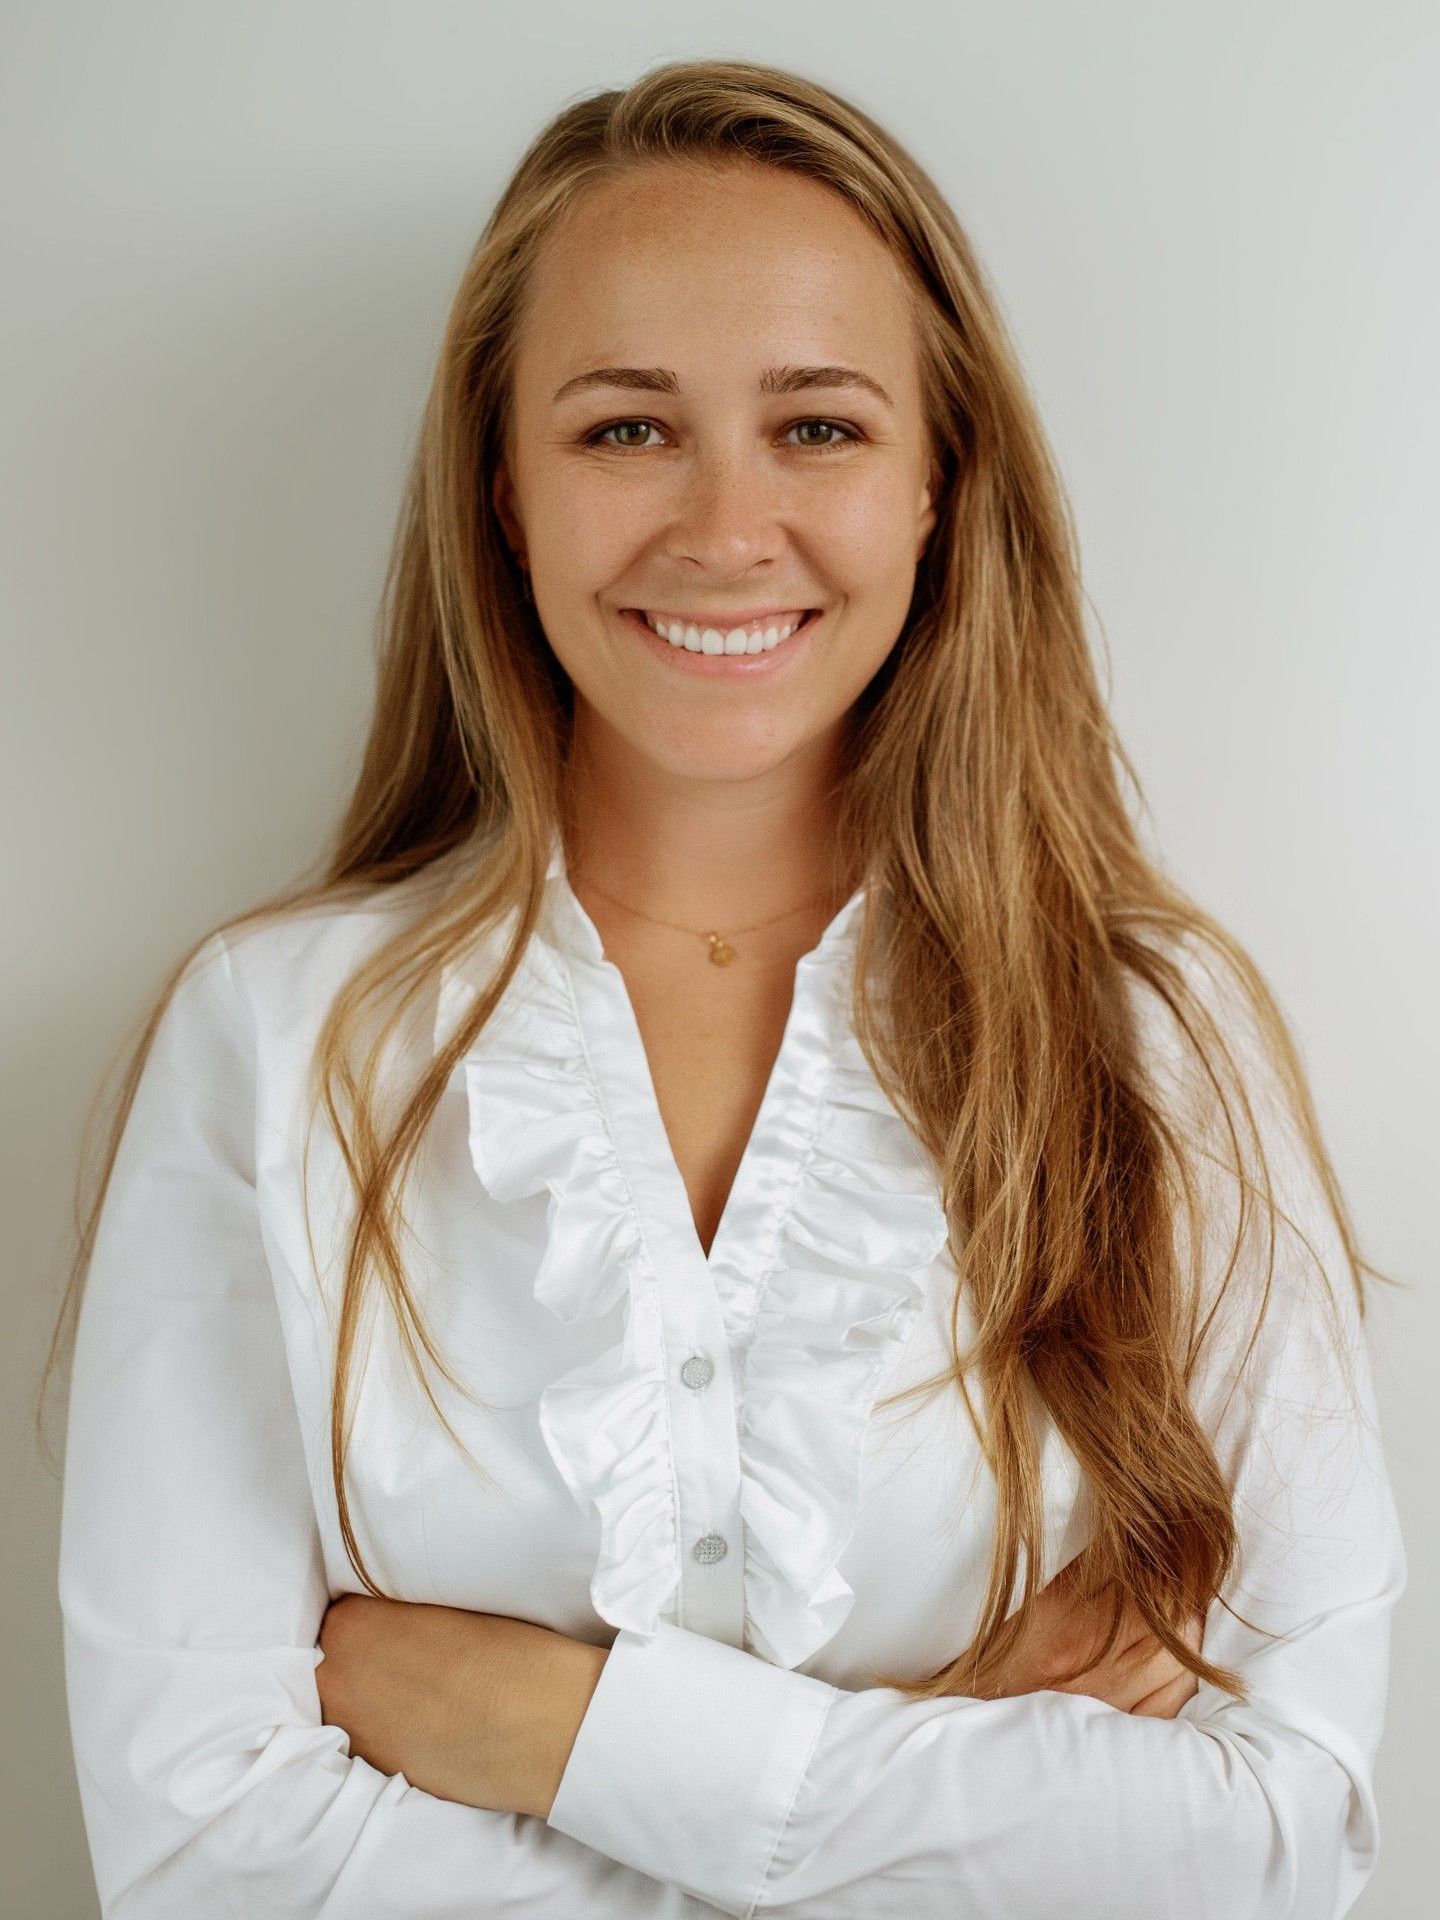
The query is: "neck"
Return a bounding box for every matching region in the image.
[558,732,853,935]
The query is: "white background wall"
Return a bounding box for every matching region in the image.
[3,2,1434,1913]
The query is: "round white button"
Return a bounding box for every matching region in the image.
[680,1354,714,1390]
[692,1532,728,1564]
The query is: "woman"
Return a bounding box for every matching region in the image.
[44,57,1403,1919]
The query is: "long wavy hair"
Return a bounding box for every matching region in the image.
[36,56,1392,1706]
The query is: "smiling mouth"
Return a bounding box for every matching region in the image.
[627,608,821,656]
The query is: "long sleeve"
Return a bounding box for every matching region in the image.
[545,987,1407,1918]
[58,932,714,1919]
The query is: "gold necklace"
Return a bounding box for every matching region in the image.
[570,871,845,966]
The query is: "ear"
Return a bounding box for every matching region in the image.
[915,472,939,563]
[491,463,526,565]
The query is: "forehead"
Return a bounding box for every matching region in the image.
[514,161,917,388]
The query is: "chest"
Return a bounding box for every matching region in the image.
[257,899,1091,1683]
[610,948,799,1259]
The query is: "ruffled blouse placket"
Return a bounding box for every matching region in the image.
[435,847,953,1672]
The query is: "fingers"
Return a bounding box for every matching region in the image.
[1002,1576,1209,1713]
[1130,1669,1200,1718]
[1046,1607,1207,1705]
[1119,1611,1206,1717]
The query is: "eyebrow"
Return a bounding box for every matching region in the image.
[551,363,896,410]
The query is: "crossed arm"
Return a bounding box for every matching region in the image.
[310,1543,1205,1825]
[60,935,1404,1918]
[313,1595,608,1823]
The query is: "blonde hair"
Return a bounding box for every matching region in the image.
[37,56,1395,1706]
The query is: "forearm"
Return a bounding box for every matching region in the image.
[519,1630,611,1821]
[546,1615,1391,1919]
[316,1594,611,1823]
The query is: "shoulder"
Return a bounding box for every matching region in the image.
[135,850,509,1141]
[1121,925,1307,1162]
[213,851,476,1034]
[1120,924,1366,1397]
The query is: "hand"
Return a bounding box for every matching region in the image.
[316,1595,607,1818]
[990,1555,1204,1719]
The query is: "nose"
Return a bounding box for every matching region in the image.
[661,443,790,580]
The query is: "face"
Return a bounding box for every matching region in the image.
[493,159,938,785]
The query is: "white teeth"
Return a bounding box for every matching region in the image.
[641,611,809,654]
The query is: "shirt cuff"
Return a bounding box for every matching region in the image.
[545,1620,838,1916]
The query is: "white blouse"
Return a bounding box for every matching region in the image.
[59,829,1405,1918]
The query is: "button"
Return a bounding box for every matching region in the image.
[692,1532,728,1564]
[680,1353,714,1390]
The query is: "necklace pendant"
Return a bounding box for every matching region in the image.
[705,933,737,966]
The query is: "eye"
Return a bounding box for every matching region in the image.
[785,419,859,453]
[586,419,662,451]
[581,417,862,455]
